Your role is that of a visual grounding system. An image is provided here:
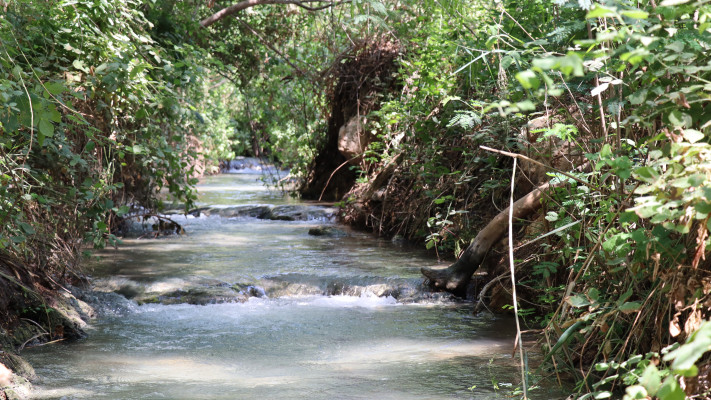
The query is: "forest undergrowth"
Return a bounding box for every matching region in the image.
[332,1,711,398]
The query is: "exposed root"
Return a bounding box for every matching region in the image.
[422,181,558,294]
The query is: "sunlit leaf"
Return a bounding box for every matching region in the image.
[515,70,539,90]
[620,10,649,19]
[586,5,617,19]
[682,129,704,143]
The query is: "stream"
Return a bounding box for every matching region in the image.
[23,159,556,399]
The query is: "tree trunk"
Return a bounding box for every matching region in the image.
[421,181,556,294]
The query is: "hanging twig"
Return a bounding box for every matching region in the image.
[318,155,358,201]
[473,273,510,314]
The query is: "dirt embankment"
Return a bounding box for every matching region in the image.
[0,260,97,399]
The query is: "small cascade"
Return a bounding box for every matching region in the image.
[223,157,287,176]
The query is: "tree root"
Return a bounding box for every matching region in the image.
[422,181,557,295]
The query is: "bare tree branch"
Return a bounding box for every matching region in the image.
[237,20,317,82]
[200,0,349,28]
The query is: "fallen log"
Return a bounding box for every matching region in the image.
[421,181,557,294]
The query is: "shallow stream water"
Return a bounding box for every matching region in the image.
[23,160,556,399]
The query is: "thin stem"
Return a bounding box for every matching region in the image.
[509,158,527,399]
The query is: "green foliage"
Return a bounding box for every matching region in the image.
[489,0,711,397]
[586,323,711,400]
[0,0,233,281]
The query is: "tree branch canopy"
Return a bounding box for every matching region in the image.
[200,0,347,27]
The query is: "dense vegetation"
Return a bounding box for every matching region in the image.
[2,0,711,398]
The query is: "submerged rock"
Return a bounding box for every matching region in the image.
[136,285,248,306]
[171,204,338,222]
[210,205,273,219]
[270,205,338,221]
[308,226,347,237]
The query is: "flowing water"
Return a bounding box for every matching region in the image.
[23,159,557,399]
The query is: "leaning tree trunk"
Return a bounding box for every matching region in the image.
[421,182,557,294]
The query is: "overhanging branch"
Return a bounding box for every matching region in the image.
[200,0,350,28]
[237,20,317,82]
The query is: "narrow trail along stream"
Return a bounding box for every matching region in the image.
[23,160,555,399]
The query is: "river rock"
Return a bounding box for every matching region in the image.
[270,205,337,221]
[69,286,137,317]
[391,235,407,245]
[165,204,338,222]
[210,205,274,219]
[308,226,347,237]
[230,283,267,298]
[137,285,248,306]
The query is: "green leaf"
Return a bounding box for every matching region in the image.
[515,70,539,90]
[619,211,639,224]
[117,205,130,217]
[657,376,685,400]
[368,0,387,15]
[622,385,647,400]
[613,156,633,180]
[634,166,659,183]
[629,89,647,105]
[600,144,612,158]
[695,202,711,214]
[11,235,26,244]
[567,294,590,308]
[639,364,662,396]
[17,222,35,235]
[586,5,617,19]
[618,301,642,314]
[46,105,62,123]
[688,174,705,187]
[72,59,88,72]
[682,129,704,143]
[588,287,600,302]
[621,9,648,19]
[659,0,689,4]
[617,288,633,306]
[45,81,65,95]
[666,41,685,53]
[547,320,584,358]
[668,110,691,128]
[665,321,711,374]
[39,119,54,138]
